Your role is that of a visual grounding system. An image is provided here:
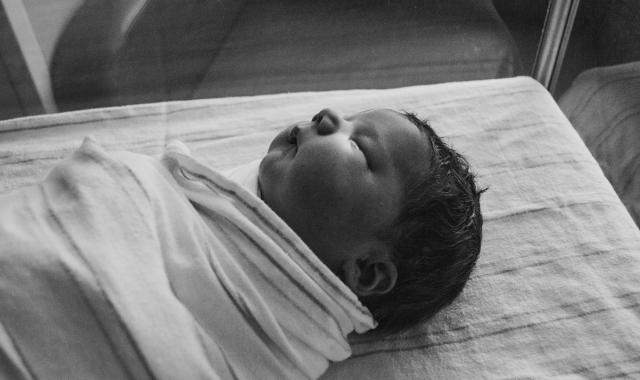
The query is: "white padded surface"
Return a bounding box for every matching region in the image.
[1,76,639,378]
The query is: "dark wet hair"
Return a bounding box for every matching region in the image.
[363,112,486,334]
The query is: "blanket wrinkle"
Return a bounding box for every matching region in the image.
[0,138,374,380]
[0,318,34,380]
[194,217,306,370]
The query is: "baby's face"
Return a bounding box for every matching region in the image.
[259,109,431,274]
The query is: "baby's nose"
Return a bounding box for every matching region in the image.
[312,108,342,135]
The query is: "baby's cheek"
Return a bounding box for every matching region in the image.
[301,149,356,190]
[301,173,359,226]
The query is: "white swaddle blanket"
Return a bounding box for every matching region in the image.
[0,138,374,379]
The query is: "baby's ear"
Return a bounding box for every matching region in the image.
[343,251,397,297]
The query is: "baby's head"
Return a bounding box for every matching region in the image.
[259,108,484,334]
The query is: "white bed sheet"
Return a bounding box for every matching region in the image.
[1,77,640,378]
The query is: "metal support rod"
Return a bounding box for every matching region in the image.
[531,0,581,94]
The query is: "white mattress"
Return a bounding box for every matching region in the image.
[1,77,640,378]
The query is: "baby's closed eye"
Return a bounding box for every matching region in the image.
[350,138,370,169]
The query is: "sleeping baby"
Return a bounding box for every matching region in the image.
[239,107,485,334]
[0,108,483,379]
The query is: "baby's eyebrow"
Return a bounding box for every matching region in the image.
[397,110,424,134]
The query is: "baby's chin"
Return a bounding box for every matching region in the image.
[257,148,283,209]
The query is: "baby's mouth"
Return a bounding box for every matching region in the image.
[287,125,300,145]
[285,126,299,156]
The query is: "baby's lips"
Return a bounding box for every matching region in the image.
[289,121,315,146]
[268,127,292,152]
[287,125,300,144]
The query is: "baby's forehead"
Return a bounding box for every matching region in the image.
[346,108,403,120]
[353,108,431,172]
[347,109,417,131]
